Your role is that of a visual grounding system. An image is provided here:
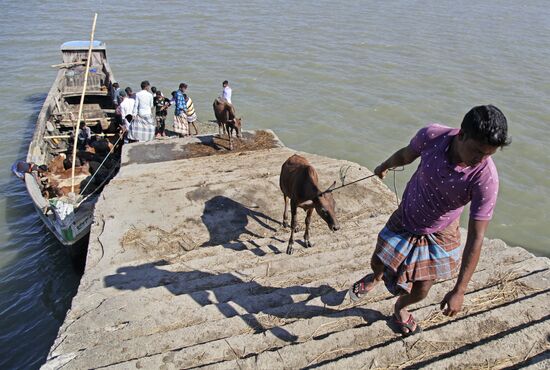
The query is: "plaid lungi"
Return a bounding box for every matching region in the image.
[375,208,463,295]
[173,115,188,135]
[127,114,155,142]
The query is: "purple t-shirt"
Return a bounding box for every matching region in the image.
[401,124,499,234]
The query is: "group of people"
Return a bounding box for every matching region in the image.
[111,80,233,142]
[12,80,234,195]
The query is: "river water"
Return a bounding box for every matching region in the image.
[0,1,548,368]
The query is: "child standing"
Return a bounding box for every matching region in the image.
[153,91,170,137]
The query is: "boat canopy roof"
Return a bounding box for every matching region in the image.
[60,41,106,51]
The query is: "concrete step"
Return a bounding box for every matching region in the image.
[162,213,388,265]
[200,263,549,370]
[406,320,550,370]
[321,274,550,369]
[56,249,546,369]
[59,243,377,351]
[65,236,527,350]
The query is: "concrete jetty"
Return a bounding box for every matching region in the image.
[44,130,549,369]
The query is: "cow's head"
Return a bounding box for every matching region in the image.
[233,117,243,138]
[314,181,340,232]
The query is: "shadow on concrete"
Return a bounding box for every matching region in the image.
[200,195,281,256]
[104,260,385,344]
[196,134,225,151]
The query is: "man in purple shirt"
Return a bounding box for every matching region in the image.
[349,105,510,336]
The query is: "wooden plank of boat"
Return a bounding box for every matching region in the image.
[60,117,113,123]
[62,90,109,97]
[51,61,86,68]
[56,109,116,114]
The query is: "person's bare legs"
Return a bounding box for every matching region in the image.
[367,254,385,289]
[394,280,433,333]
[352,253,385,295]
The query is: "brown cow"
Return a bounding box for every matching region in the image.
[45,162,91,197]
[279,154,340,254]
[213,97,242,150]
[47,153,66,173]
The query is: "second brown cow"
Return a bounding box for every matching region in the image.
[279,154,340,254]
[213,97,242,150]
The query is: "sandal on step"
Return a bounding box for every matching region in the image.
[392,313,422,337]
[348,274,376,302]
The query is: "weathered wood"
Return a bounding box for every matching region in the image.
[60,117,112,123]
[51,61,85,68]
[56,109,115,114]
[62,90,109,97]
[71,13,98,193]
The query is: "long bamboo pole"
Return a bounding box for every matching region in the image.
[71,13,98,195]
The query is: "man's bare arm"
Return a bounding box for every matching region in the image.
[375,145,420,179]
[440,218,490,316]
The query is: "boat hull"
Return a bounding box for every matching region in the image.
[25,40,118,248]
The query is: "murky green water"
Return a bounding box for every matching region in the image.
[0,1,548,368]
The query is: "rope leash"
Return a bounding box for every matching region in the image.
[322,166,404,208]
[76,134,123,206]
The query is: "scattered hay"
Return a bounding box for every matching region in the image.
[363,338,471,370]
[453,341,550,370]
[255,313,294,328]
[306,346,361,367]
[469,271,539,311]
[224,339,243,360]
[421,270,539,328]
[338,292,388,310]
[120,225,143,246]
[454,357,518,370]
[184,131,280,158]
[121,223,198,254]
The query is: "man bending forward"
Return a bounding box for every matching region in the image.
[350,105,510,336]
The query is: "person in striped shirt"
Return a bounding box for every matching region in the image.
[184,94,198,136]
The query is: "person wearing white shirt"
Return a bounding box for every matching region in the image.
[128,80,155,142]
[132,81,154,117]
[116,90,135,140]
[118,90,135,118]
[222,80,232,103]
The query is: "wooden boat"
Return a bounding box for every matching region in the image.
[25,41,120,246]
